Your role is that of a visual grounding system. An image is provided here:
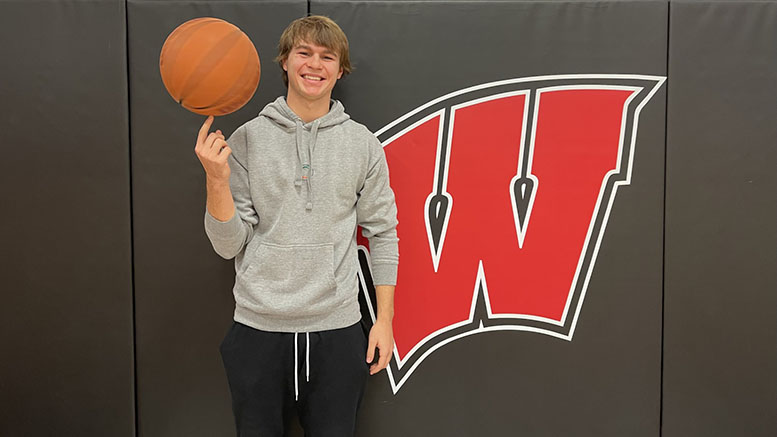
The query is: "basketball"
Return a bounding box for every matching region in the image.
[159,17,261,116]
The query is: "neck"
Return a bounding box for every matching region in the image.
[286,93,330,123]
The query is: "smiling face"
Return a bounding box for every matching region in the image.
[283,41,344,105]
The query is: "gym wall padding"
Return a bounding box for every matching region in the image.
[0,0,134,436]
[314,1,666,436]
[126,1,307,436]
[1,0,776,436]
[663,1,777,436]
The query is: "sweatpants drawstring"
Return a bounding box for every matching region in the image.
[294,333,298,400]
[294,332,311,401]
[306,332,310,382]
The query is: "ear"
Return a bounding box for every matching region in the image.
[282,59,288,72]
[337,66,343,79]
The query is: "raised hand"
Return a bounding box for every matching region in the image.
[194,115,232,184]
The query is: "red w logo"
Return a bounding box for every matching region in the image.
[357,75,665,393]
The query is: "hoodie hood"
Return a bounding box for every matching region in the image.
[258,97,351,210]
[258,96,350,130]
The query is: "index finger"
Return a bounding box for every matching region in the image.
[366,338,377,362]
[197,115,215,145]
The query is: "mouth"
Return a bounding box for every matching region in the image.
[301,74,325,82]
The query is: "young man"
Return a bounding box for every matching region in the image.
[195,15,398,436]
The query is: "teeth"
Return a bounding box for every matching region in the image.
[303,75,323,81]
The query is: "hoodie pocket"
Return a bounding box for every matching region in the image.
[236,242,339,317]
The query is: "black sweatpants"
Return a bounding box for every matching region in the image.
[219,320,369,437]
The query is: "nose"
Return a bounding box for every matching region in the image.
[308,54,322,69]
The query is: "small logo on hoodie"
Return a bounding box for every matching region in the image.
[357,74,665,393]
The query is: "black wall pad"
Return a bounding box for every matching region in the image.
[312,1,667,436]
[7,0,774,435]
[0,0,134,436]
[663,2,777,436]
[127,1,307,435]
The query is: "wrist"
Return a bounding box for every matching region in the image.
[206,175,230,188]
[376,315,393,325]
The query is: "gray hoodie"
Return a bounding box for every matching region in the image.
[204,97,398,333]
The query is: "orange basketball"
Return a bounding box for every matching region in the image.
[159,17,261,116]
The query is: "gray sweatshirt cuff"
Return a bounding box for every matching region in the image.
[204,208,242,241]
[371,262,398,286]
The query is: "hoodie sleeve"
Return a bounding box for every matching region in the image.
[203,125,259,259]
[356,134,399,286]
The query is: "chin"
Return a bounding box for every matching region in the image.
[304,89,330,101]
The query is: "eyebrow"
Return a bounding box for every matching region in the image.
[294,44,338,57]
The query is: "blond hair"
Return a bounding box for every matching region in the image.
[275,15,352,87]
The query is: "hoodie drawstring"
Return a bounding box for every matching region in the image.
[294,120,305,188]
[306,121,320,210]
[293,332,311,401]
[293,119,321,211]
